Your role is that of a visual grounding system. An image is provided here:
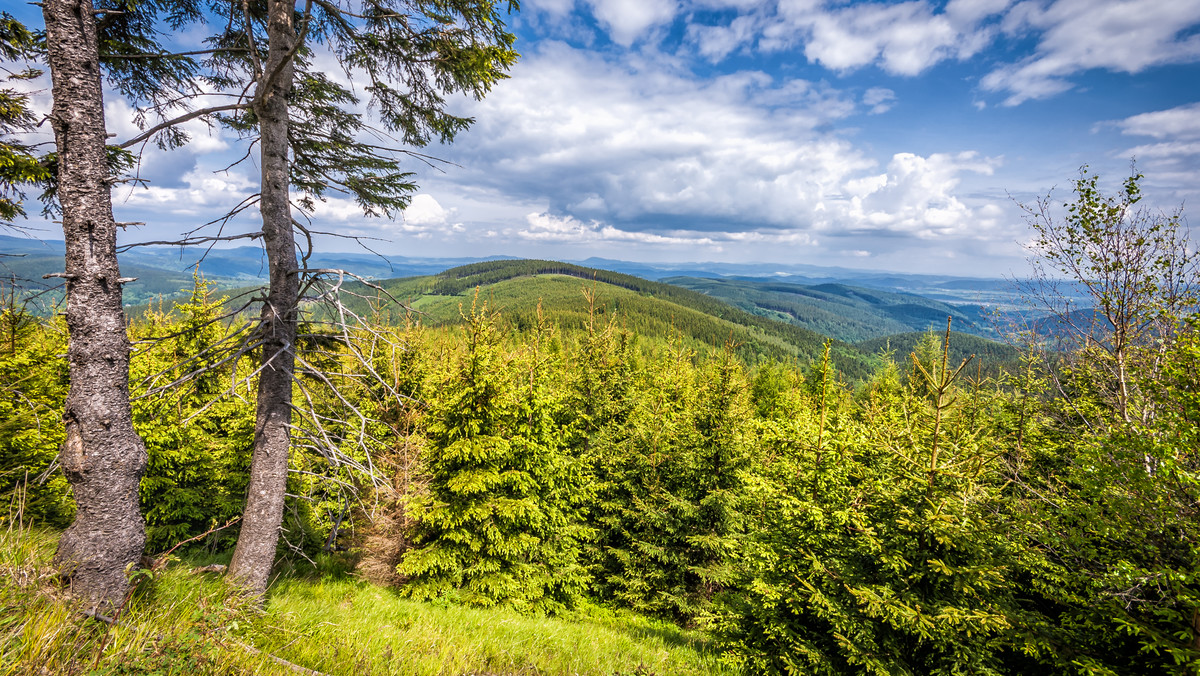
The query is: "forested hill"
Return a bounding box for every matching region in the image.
[664,275,998,343]
[368,259,877,377]
[856,330,1023,376]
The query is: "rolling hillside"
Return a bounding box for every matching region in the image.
[364,260,878,377]
[0,235,515,312]
[856,330,1023,377]
[663,275,1000,343]
[1,252,218,311]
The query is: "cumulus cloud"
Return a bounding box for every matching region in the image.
[520,212,716,246]
[982,0,1200,105]
[795,1,996,75]
[443,43,1005,260]
[687,14,760,62]
[584,0,680,46]
[450,43,878,230]
[113,168,256,218]
[402,194,456,228]
[842,152,1001,239]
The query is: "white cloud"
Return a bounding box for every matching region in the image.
[584,0,680,46]
[456,44,876,228]
[983,0,1200,105]
[106,97,233,153]
[758,0,1004,76]
[842,152,1001,239]
[862,87,897,114]
[402,194,456,228]
[1115,102,1200,139]
[945,0,1015,24]
[1106,103,1200,202]
[687,14,760,62]
[519,212,716,246]
[113,168,256,217]
[1124,141,1200,159]
[525,0,576,16]
[805,4,964,75]
[674,0,1199,109]
[445,44,1005,257]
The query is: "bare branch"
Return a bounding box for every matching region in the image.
[118,232,264,252]
[117,103,250,149]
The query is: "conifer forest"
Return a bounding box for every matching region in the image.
[2,0,1200,675]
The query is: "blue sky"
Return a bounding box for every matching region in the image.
[9,0,1200,277]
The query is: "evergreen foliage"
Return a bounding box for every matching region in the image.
[399,297,588,612]
[857,330,1021,379]
[0,14,49,225]
[718,330,1016,675]
[0,293,71,525]
[132,274,255,551]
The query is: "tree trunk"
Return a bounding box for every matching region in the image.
[42,0,148,611]
[227,0,298,596]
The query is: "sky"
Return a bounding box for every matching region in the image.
[8,0,1200,277]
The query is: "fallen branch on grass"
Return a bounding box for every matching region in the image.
[78,609,329,676]
[237,641,331,676]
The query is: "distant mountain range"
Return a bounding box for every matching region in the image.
[3,234,1024,295]
[0,234,518,281]
[0,234,1072,343]
[363,260,875,378]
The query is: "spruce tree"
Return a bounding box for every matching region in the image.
[0,14,49,226]
[719,328,1017,674]
[39,0,151,611]
[15,0,219,610]
[186,0,520,595]
[400,300,586,612]
[132,275,254,551]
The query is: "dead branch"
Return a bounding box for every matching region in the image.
[118,231,264,252]
[118,103,251,149]
[236,641,331,676]
[149,517,242,571]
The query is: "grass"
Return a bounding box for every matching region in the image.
[0,521,737,676]
[256,577,734,675]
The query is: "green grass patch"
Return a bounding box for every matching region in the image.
[259,577,734,675]
[1,524,736,675]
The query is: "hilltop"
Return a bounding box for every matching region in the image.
[363,259,878,377]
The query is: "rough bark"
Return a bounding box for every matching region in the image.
[42,0,148,611]
[226,0,298,596]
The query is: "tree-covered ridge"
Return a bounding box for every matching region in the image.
[371,259,879,377]
[856,330,1022,374]
[664,275,998,343]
